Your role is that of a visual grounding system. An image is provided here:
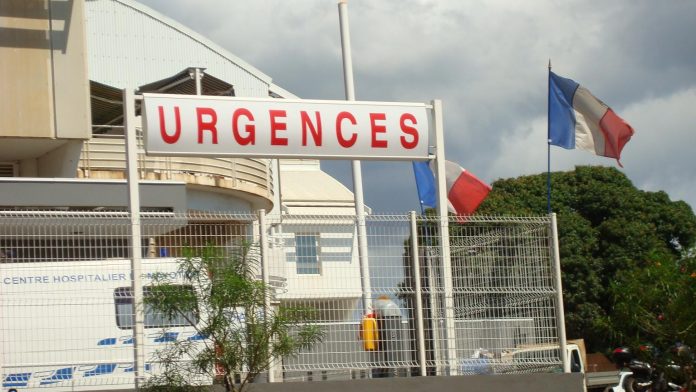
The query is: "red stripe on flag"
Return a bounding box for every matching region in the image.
[599,108,635,166]
[447,170,492,216]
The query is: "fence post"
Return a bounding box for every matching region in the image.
[424,246,442,373]
[409,211,428,377]
[258,209,277,382]
[124,88,146,389]
[550,213,569,372]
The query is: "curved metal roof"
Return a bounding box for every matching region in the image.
[85,0,273,97]
[83,0,344,213]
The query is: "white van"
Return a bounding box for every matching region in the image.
[0,259,205,392]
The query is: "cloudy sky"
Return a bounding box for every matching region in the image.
[139,0,696,213]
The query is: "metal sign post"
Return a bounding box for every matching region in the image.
[432,99,458,375]
[123,88,146,388]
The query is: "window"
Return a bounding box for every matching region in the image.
[114,286,198,329]
[295,234,320,274]
[570,349,582,372]
[0,162,18,177]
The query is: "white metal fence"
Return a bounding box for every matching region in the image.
[0,211,562,390]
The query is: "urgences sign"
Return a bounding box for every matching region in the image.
[142,94,430,160]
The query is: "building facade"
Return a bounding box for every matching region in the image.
[1,0,364,324]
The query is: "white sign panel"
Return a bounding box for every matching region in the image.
[142,94,429,160]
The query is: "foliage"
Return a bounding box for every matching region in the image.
[476,166,696,352]
[611,252,696,348]
[142,243,323,392]
[609,252,696,389]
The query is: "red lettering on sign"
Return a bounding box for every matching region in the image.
[232,108,255,145]
[399,113,419,149]
[158,106,181,144]
[269,110,288,146]
[369,113,387,148]
[196,107,218,144]
[301,111,322,146]
[336,111,358,148]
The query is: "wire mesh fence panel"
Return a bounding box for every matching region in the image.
[442,216,562,375]
[139,213,257,388]
[0,211,257,390]
[266,214,420,380]
[1,211,562,389]
[1,212,145,390]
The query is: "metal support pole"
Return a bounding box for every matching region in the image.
[193,67,203,96]
[338,0,372,312]
[551,213,569,372]
[409,211,428,377]
[338,0,356,102]
[258,209,276,382]
[425,247,441,373]
[432,99,458,375]
[124,88,146,388]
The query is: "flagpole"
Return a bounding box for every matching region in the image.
[547,59,552,214]
[412,162,428,215]
[338,0,372,313]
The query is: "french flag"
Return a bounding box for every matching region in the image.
[548,71,634,166]
[413,160,491,216]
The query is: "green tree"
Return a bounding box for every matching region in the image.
[476,166,696,352]
[611,252,696,346]
[610,252,696,390]
[142,243,323,392]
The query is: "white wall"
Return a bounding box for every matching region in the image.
[278,222,363,299]
[37,140,84,177]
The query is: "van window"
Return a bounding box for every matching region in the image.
[114,286,198,329]
[570,349,582,372]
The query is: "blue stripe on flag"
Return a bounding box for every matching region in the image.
[412,161,436,211]
[549,71,580,149]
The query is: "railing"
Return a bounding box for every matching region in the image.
[79,134,273,201]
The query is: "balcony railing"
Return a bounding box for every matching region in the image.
[78,134,273,204]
